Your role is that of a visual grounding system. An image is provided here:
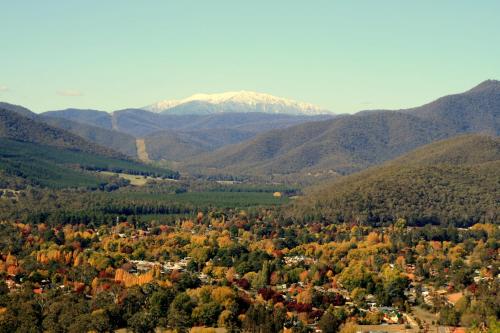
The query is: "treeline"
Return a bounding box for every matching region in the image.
[0,189,195,227]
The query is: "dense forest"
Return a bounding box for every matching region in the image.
[0,139,179,189]
[290,135,500,227]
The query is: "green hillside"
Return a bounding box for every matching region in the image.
[0,104,138,157]
[0,108,123,158]
[0,139,179,189]
[289,135,500,226]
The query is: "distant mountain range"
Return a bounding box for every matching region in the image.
[289,134,500,225]
[41,106,335,161]
[143,90,331,115]
[183,80,500,180]
[1,80,499,183]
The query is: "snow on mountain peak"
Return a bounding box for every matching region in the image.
[143,91,331,115]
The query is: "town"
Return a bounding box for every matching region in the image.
[0,204,497,332]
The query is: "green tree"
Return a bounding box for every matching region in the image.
[192,302,222,326]
[319,307,346,333]
[439,306,459,326]
[167,293,195,332]
[148,288,174,326]
[128,311,155,333]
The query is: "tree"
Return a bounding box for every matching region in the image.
[0,309,18,333]
[121,286,146,322]
[319,308,345,333]
[149,288,174,325]
[89,309,112,333]
[128,311,155,333]
[253,261,270,289]
[192,302,222,326]
[338,262,374,291]
[242,304,284,333]
[167,293,195,332]
[439,306,459,326]
[339,322,357,333]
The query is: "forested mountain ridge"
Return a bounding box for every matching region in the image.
[42,116,138,157]
[42,107,335,160]
[403,79,500,135]
[0,138,179,189]
[43,108,113,128]
[289,134,500,226]
[0,103,137,157]
[144,128,256,161]
[0,107,179,188]
[184,80,500,179]
[0,102,36,119]
[0,108,124,159]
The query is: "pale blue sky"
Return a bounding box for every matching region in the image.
[1,1,499,113]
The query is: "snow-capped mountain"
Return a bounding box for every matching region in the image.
[143,91,331,115]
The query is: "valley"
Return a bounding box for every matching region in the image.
[0,80,498,333]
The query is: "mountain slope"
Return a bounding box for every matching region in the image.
[42,108,334,159]
[184,80,500,179]
[0,109,179,188]
[144,128,256,161]
[41,116,138,157]
[0,138,178,189]
[144,90,330,115]
[184,112,449,177]
[111,109,334,137]
[0,103,137,157]
[0,108,124,158]
[0,102,36,119]
[403,79,499,134]
[289,135,500,226]
[43,108,113,129]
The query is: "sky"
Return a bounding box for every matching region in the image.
[1,1,500,113]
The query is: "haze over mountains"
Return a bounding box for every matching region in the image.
[1,80,499,183]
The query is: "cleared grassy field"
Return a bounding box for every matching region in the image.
[109,190,289,208]
[99,171,175,186]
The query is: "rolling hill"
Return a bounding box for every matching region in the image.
[288,135,500,226]
[184,80,500,180]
